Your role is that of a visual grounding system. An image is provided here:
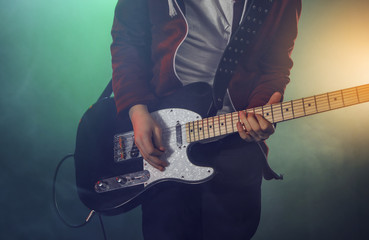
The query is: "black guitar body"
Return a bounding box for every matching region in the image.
[74,82,214,215]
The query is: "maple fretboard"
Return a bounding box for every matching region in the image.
[185,84,369,143]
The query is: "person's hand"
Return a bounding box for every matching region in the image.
[236,92,282,142]
[129,104,167,171]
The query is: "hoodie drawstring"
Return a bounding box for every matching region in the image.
[168,0,178,17]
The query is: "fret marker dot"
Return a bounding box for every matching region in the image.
[266,113,269,116]
[286,108,289,111]
[221,123,224,126]
[199,128,202,131]
[190,130,193,132]
[210,126,212,128]
[308,103,311,107]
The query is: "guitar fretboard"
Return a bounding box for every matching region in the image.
[185,83,369,143]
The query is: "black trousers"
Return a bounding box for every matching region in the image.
[142,134,264,240]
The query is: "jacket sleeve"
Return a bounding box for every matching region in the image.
[247,0,302,108]
[111,0,156,115]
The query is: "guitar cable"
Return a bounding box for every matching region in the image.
[52,81,113,239]
[53,154,108,240]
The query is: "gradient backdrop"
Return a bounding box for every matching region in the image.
[1,0,369,239]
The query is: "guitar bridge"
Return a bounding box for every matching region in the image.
[114,132,142,162]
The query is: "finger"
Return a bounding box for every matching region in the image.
[255,114,275,135]
[152,126,165,152]
[135,141,166,171]
[136,136,168,169]
[237,122,253,142]
[248,114,272,141]
[240,112,259,140]
[143,156,165,171]
[239,111,260,141]
[245,112,272,141]
[246,113,262,133]
[137,142,166,171]
[267,92,282,105]
[140,135,165,157]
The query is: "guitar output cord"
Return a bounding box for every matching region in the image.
[53,154,108,240]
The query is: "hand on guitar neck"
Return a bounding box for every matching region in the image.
[129,104,168,171]
[237,92,282,142]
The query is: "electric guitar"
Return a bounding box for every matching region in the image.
[74,82,369,215]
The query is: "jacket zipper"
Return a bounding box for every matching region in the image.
[168,0,178,17]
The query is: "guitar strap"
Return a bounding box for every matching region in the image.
[209,0,283,181]
[208,0,274,117]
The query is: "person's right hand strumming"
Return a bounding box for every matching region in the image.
[129,104,167,171]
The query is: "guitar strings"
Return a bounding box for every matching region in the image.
[116,88,369,149]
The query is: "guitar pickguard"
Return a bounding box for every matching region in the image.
[146,108,214,185]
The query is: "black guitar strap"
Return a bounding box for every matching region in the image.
[208,0,274,117]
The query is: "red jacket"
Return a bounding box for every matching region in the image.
[111,0,302,114]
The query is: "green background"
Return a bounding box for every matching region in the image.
[1,0,369,239]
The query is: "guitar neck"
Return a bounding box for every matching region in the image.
[185,83,369,143]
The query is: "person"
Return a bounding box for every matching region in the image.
[111,0,301,239]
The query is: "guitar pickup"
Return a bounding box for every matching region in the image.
[176,121,182,148]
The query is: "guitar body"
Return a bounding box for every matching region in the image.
[74,82,215,215]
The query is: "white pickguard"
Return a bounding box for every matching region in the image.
[144,108,214,186]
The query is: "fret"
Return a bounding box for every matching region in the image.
[313,96,318,112]
[358,85,369,102]
[271,103,283,122]
[302,96,317,115]
[208,116,215,138]
[188,121,195,142]
[193,120,200,141]
[271,104,275,122]
[191,121,196,141]
[280,103,284,120]
[262,105,273,122]
[213,116,221,137]
[203,118,209,139]
[327,90,344,110]
[315,93,330,112]
[225,113,233,133]
[198,119,204,140]
[327,93,331,109]
[281,101,294,120]
[340,90,345,107]
[229,113,234,133]
[232,112,239,133]
[342,87,359,106]
[219,115,226,135]
[254,106,263,116]
[290,100,295,118]
[355,87,360,103]
[292,99,304,118]
[301,98,307,115]
[185,122,191,143]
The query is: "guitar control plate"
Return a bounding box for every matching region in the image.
[95,170,150,193]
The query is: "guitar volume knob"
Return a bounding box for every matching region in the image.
[116,177,127,185]
[95,181,109,192]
